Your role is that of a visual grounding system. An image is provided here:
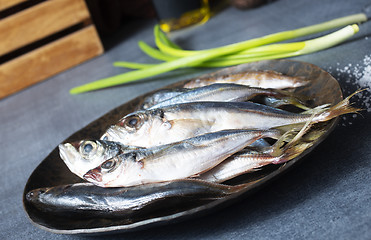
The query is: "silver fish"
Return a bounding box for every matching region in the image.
[199,119,317,183]
[59,140,143,179]
[198,142,311,183]
[85,129,282,187]
[183,70,309,89]
[103,95,357,147]
[146,83,308,110]
[61,138,270,184]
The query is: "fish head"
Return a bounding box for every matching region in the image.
[103,110,165,147]
[26,187,57,210]
[58,139,122,179]
[26,187,47,208]
[83,152,143,187]
[26,184,73,210]
[26,184,92,210]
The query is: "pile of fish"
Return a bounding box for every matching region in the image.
[26,70,359,219]
[59,70,358,187]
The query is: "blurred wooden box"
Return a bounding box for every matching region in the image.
[0,0,104,99]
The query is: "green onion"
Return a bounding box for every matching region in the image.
[115,42,305,69]
[137,41,176,61]
[157,29,181,49]
[155,13,366,57]
[113,25,358,69]
[70,13,366,94]
[201,25,360,67]
[135,38,305,63]
[113,61,154,69]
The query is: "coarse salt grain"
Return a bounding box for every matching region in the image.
[358,65,371,89]
[328,54,371,126]
[330,54,371,111]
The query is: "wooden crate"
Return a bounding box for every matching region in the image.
[0,0,104,99]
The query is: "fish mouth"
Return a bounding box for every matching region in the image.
[26,189,39,203]
[84,169,103,183]
[58,144,77,164]
[58,143,83,177]
[59,144,70,162]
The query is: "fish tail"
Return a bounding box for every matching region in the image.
[272,112,315,157]
[272,142,313,164]
[270,129,297,151]
[271,90,362,163]
[315,89,363,122]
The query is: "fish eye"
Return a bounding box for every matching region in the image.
[101,159,116,171]
[123,115,141,130]
[80,140,97,157]
[84,143,93,153]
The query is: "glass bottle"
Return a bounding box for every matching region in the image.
[152,0,210,32]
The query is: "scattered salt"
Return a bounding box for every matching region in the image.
[358,65,371,89]
[327,54,371,126]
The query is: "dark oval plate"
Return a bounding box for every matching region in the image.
[23,60,343,234]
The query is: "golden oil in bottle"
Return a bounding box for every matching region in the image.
[152,0,210,32]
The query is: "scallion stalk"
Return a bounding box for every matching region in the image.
[137,39,305,63]
[137,41,177,61]
[115,42,304,69]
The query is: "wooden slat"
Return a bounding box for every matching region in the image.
[0,0,26,11]
[0,0,90,56]
[0,25,103,99]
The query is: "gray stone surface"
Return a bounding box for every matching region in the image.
[1,0,370,239]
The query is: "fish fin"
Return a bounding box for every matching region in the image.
[263,88,312,110]
[301,103,331,115]
[264,96,312,110]
[189,173,201,178]
[300,127,327,142]
[272,141,313,164]
[270,130,297,152]
[273,123,306,137]
[271,112,315,157]
[300,104,331,115]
